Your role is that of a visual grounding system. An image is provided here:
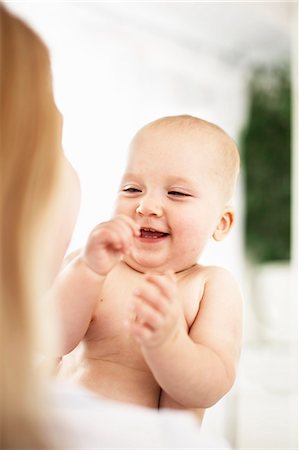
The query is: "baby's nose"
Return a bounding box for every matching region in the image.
[136,198,163,217]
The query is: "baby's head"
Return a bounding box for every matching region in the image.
[116,115,240,273]
[130,115,240,204]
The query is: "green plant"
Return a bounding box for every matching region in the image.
[241,65,291,263]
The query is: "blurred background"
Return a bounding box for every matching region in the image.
[5,1,297,448]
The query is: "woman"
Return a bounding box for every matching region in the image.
[1,4,80,447]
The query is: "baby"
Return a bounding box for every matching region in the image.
[53,115,243,422]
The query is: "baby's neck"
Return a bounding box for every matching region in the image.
[121,258,198,276]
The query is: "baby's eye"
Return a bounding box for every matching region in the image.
[122,187,142,193]
[168,191,190,197]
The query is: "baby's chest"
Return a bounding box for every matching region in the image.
[94,286,134,334]
[86,268,205,340]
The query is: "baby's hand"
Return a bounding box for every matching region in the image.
[82,215,140,276]
[127,272,185,349]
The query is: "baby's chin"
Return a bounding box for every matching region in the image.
[122,254,194,275]
[122,254,171,275]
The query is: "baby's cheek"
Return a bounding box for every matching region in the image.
[179,220,200,242]
[113,198,135,220]
[113,198,125,216]
[177,224,207,259]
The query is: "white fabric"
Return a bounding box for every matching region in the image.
[49,381,231,449]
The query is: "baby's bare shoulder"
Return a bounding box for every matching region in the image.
[190,264,237,284]
[196,265,242,319]
[179,264,234,283]
[204,265,240,291]
[185,265,242,312]
[188,265,243,359]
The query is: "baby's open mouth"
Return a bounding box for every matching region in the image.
[139,227,169,239]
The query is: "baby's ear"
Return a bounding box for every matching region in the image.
[212,207,235,241]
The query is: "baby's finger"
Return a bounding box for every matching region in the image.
[98,227,129,253]
[133,300,163,330]
[102,220,135,252]
[113,214,140,237]
[133,285,168,314]
[143,272,176,302]
[129,322,154,344]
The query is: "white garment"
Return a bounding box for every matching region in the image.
[49,381,231,449]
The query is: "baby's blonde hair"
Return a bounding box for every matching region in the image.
[1,4,61,448]
[137,114,240,203]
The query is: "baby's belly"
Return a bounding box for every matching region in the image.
[57,340,160,408]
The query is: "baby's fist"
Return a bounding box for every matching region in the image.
[82,215,140,275]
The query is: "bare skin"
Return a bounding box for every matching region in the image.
[53,117,243,420]
[56,259,209,416]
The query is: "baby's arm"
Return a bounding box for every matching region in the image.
[51,215,140,356]
[128,267,243,408]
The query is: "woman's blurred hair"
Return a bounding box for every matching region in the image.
[0,3,61,447]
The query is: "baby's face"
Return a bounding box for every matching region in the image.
[115,125,228,274]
